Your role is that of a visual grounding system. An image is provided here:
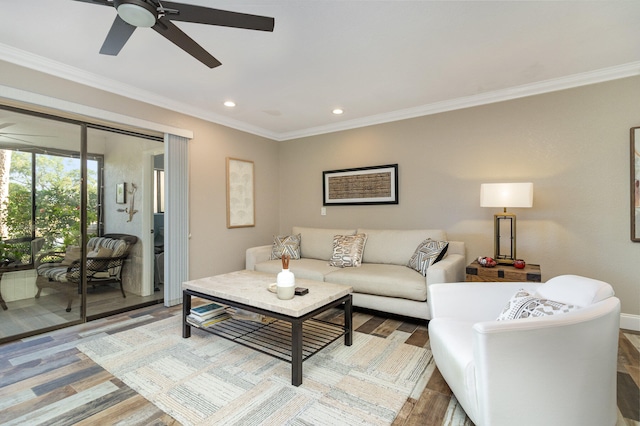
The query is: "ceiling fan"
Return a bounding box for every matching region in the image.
[72,0,275,68]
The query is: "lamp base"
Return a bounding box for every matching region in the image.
[494,212,517,264]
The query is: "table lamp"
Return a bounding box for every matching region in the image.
[480,182,533,264]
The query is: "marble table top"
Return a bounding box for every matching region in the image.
[182,270,352,317]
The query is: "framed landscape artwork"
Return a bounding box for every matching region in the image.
[116,183,126,204]
[226,157,255,228]
[632,127,639,242]
[323,164,398,205]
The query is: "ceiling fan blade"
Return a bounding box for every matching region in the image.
[100,15,137,56]
[152,18,221,68]
[160,2,274,32]
[0,135,35,145]
[0,133,56,138]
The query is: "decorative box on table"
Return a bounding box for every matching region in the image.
[465,260,541,283]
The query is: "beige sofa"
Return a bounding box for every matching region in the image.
[246,226,466,320]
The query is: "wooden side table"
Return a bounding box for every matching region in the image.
[466,260,541,282]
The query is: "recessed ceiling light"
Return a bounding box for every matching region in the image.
[332,108,344,115]
[224,101,236,108]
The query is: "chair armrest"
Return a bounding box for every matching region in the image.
[428,282,543,321]
[35,251,65,268]
[246,245,272,270]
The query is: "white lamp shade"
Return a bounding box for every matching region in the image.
[480,183,533,208]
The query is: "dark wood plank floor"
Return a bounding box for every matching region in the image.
[0,303,638,425]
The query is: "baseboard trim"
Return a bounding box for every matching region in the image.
[620,314,640,332]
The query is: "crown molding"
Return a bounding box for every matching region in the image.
[1,43,638,142]
[277,61,640,141]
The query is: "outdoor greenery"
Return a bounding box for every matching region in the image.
[0,151,98,263]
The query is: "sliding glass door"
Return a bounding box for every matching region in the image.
[0,105,164,343]
[0,108,84,342]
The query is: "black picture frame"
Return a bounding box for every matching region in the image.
[323,164,398,206]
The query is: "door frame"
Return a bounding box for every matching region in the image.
[141,147,164,297]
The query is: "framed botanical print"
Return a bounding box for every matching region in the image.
[226,158,255,228]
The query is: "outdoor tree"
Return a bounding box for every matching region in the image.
[0,149,11,238]
[0,150,98,261]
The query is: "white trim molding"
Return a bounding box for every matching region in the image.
[620,314,640,332]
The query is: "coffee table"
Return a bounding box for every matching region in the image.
[182,270,353,386]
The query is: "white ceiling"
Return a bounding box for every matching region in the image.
[1,0,639,141]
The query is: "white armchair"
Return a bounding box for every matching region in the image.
[428,275,620,426]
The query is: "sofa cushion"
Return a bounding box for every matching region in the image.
[269,234,301,260]
[357,228,447,265]
[496,289,580,321]
[407,239,448,276]
[37,264,70,282]
[534,275,614,307]
[328,233,368,267]
[292,226,357,260]
[254,258,339,282]
[325,263,427,301]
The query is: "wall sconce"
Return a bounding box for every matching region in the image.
[480,182,533,264]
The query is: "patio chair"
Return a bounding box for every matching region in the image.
[35,233,138,312]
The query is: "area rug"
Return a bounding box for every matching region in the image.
[77,315,435,425]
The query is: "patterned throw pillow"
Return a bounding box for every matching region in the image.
[270,234,301,260]
[407,239,448,276]
[328,233,368,267]
[497,289,580,321]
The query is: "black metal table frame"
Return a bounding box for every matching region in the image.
[182,288,353,386]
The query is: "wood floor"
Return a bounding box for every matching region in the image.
[0,303,638,426]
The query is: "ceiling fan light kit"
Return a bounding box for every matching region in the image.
[75,0,275,68]
[115,0,157,28]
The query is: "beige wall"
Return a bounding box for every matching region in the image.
[0,61,281,282]
[1,60,638,317]
[279,76,640,316]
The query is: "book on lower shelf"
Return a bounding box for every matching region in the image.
[225,307,276,324]
[187,311,230,327]
[190,302,226,321]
